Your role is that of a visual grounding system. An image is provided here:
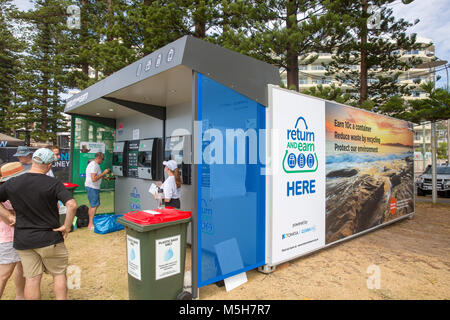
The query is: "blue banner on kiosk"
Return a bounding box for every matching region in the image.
[197,74,266,287]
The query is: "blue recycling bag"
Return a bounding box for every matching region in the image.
[93,214,124,234]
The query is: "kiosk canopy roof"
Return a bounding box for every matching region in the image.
[64,36,281,119]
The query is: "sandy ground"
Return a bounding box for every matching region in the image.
[2,202,449,300]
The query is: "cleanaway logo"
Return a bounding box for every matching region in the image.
[282,116,318,173]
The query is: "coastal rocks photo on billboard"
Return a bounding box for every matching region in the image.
[325,156,414,244]
[324,103,414,245]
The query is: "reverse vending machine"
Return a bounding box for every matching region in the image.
[138,138,163,180]
[112,142,125,176]
[125,140,139,178]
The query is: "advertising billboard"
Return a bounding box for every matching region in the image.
[267,86,414,266]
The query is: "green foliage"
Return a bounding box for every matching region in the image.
[322,0,423,107]
[8,0,70,143]
[235,0,343,91]
[408,82,450,123]
[301,84,352,104]
[0,0,25,134]
[1,0,440,143]
[437,142,448,160]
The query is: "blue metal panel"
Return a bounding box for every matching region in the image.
[197,74,266,287]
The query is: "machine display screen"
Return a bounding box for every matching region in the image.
[138,151,152,168]
[165,135,191,185]
[165,136,183,164]
[113,153,123,166]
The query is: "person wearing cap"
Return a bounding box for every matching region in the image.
[85,152,110,230]
[0,148,77,300]
[13,146,34,171]
[0,162,26,300]
[156,160,182,209]
[44,145,61,178]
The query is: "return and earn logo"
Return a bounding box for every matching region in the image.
[283,116,318,174]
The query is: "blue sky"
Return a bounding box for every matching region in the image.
[13,0,450,89]
[392,0,450,88]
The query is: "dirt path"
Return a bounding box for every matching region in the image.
[2,202,449,300]
[201,202,450,300]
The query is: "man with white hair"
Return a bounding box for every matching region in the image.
[0,148,77,300]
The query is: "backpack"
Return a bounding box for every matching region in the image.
[76,205,89,228]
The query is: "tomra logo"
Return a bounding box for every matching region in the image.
[283,116,318,173]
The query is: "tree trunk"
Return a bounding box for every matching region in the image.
[193,0,206,38]
[286,0,299,91]
[81,0,89,77]
[42,86,48,134]
[359,0,369,105]
[194,22,206,38]
[3,92,11,135]
[143,0,156,54]
[107,0,113,42]
[42,20,50,135]
[51,89,58,144]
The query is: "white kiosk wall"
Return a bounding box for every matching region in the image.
[113,102,195,216]
[114,112,163,214]
[266,86,326,266]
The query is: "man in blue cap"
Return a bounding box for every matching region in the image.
[13,146,34,171]
[0,148,77,300]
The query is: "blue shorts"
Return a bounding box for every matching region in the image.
[86,187,100,208]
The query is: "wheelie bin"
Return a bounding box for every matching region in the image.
[117,207,191,300]
[60,182,79,227]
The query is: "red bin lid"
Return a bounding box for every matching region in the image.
[63,182,79,188]
[124,208,191,225]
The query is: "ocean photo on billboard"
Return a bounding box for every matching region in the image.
[324,103,414,245]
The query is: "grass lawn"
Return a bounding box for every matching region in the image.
[2,226,192,300]
[3,201,448,300]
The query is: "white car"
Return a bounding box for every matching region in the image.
[416,164,450,197]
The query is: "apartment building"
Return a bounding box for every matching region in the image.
[413,120,450,173]
[414,121,449,154]
[282,36,436,100]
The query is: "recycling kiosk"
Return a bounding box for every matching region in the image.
[64,35,415,299]
[117,208,191,300]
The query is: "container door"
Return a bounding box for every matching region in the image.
[196,74,266,287]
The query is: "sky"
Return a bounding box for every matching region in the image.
[391,0,450,89]
[12,0,450,89]
[326,102,413,150]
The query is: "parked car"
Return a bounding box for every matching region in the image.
[416,164,450,197]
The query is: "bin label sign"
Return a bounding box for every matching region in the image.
[127,235,141,281]
[155,235,180,280]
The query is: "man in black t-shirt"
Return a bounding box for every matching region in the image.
[0,148,77,300]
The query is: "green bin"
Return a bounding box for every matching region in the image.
[117,208,191,300]
[60,183,79,229]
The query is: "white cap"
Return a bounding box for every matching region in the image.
[163,160,178,171]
